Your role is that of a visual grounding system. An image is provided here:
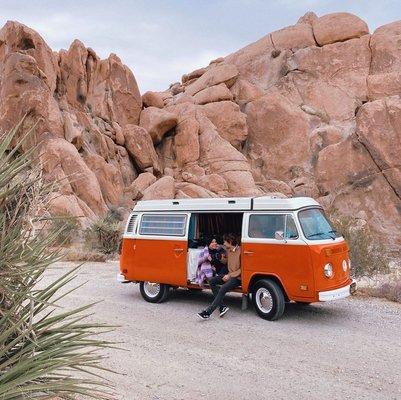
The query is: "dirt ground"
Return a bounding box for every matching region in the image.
[43,262,401,400]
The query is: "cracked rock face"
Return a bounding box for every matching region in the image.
[1,13,401,248]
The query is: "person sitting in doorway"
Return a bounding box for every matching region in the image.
[209,238,228,276]
[195,237,225,287]
[197,233,241,320]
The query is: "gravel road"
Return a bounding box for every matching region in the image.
[44,262,401,400]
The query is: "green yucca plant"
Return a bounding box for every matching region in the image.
[0,120,115,399]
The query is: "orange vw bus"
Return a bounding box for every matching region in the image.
[118,196,356,320]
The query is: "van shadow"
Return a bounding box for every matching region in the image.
[169,288,346,323]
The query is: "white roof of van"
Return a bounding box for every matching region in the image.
[133,196,320,212]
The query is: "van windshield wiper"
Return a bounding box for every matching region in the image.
[307,231,336,240]
[307,232,326,238]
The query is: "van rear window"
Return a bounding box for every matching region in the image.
[139,214,187,236]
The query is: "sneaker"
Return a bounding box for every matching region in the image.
[219,306,229,317]
[197,310,211,320]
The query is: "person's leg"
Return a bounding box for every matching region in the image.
[206,277,240,314]
[208,275,224,298]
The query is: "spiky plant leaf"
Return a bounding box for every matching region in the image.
[0,119,116,399]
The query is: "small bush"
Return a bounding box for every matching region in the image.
[330,214,391,278]
[85,211,122,254]
[51,216,80,245]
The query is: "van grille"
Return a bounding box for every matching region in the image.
[126,214,137,233]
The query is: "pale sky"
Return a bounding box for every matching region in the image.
[0,0,400,92]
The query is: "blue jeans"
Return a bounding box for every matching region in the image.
[206,275,241,314]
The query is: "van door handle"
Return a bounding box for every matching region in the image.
[244,251,254,255]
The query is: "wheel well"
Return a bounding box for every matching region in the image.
[248,274,289,302]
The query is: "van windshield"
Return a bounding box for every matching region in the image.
[298,208,341,240]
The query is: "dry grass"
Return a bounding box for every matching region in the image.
[62,249,107,262]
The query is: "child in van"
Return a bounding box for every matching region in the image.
[197,233,241,320]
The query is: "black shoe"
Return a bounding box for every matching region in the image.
[219,306,229,317]
[197,310,211,320]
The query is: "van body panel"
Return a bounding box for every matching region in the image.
[309,241,352,292]
[121,237,188,286]
[241,242,314,299]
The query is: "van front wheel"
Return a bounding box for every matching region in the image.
[140,281,170,303]
[252,279,285,321]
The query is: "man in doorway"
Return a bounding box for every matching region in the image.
[197,233,241,320]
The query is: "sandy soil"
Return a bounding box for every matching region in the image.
[43,262,401,400]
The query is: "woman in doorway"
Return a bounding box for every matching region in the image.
[195,237,226,287]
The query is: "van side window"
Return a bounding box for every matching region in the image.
[139,214,187,236]
[248,214,298,239]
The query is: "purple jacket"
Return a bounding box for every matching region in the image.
[195,246,214,287]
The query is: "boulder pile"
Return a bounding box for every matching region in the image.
[1,12,401,248]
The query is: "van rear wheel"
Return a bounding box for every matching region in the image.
[252,279,285,321]
[140,281,170,303]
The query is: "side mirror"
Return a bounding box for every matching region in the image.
[275,230,285,241]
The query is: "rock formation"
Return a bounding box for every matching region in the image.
[1,12,401,249]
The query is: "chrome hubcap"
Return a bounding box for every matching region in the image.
[256,288,273,313]
[143,282,161,298]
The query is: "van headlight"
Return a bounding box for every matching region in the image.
[324,263,333,278]
[342,260,348,272]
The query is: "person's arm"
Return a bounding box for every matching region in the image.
[228,268,241,278]
[197,248,209,267]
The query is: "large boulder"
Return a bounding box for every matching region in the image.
[229,79,264,103]
[287,35,371,101]
[39,135,107,215]
[356,96,401,196]
[142,176,175,200]
[368,22,401,100]
[89,53,142,127]
[123,124,161,173]
[165,103,200,167]
[132,172,157,192]
[314,137,378,195]
[197,114,260,196]
[245,92,312,181]
[271,23,316,50]
[142,91,165,108]
[48,193,96,221]
[193,83,233,105]
[0,52,64,148]
[139,107,178,144]
[185,64,239,96]
[202,101,248,149]
[312,13,369,46]
[0,21,59,92]
[84,153,125,206]
[175,182,216,198]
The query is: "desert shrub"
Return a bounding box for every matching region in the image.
[330,214,391,278]
[50,215,80,245]
[0,121,113,399]
[85,211,122,254]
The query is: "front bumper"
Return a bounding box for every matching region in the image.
[117,273,130,283]
[318,280,356,301]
